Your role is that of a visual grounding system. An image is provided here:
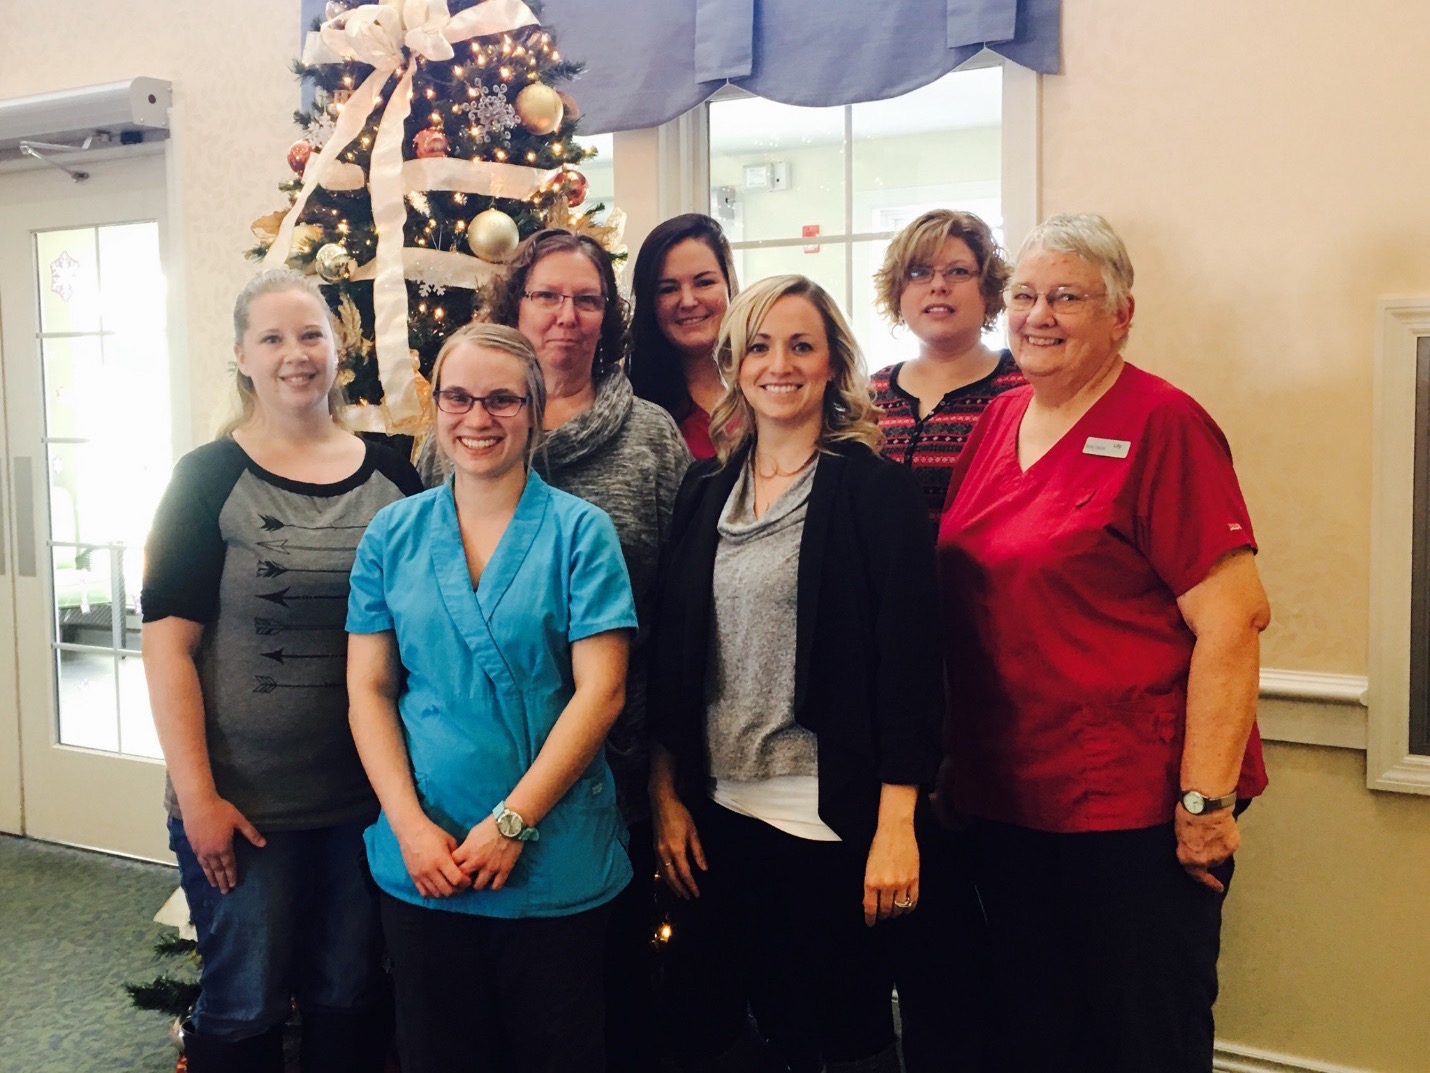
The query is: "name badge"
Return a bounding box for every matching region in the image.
[1083,436,1131,459]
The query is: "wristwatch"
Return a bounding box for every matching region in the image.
[491,800,540,842]
[1180,789,1237,816]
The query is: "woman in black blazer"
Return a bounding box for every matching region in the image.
[648,274,944,1073]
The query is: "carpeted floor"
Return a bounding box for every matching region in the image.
[0,834,182,1072]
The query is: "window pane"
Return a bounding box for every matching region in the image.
[730,245,848,310]
[97,222,165,334]
[710,97,846,244]
[42,335,104,439]
[36,228,101,334]
[572,133,613,225]
[850,65,1003,233]
[56,648,119,753]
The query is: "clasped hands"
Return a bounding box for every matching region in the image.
[397,814,524,899]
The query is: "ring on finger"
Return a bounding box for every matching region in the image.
[893,896,914,909]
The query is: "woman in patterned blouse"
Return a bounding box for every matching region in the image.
[869,209,1025,520]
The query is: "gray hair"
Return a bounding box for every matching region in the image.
[430,322,548,468]
[1015,213,1134,314]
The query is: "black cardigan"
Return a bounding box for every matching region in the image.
[648,440,944,852]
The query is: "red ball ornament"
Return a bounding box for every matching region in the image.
[287,139,313,174]
[562,168,589,207]
[413,128,450,159]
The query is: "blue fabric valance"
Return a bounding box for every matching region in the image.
[541,0,1060,134]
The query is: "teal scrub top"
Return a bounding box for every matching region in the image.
[347,471,638,918]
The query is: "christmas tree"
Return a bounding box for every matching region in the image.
[250,0,622,436]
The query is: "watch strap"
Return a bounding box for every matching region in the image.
[1181,788,1237,815]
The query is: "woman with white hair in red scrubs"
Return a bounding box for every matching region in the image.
[937,213,1271,1073]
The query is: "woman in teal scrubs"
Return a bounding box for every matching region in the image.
[346,323,638,1073]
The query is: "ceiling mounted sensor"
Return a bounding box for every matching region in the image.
[0,78,172,168]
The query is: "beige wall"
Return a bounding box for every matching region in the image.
[0,0,301,446]
[1049,3,1430,1070]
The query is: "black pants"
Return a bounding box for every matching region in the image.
[664,797,896,1067]
[881,803,992,1073]
[970,820,1233,1073]
[379,892,610,1073]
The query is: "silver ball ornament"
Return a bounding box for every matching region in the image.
[314,243,355,282]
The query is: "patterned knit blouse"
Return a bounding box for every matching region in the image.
[869,349,1026,520]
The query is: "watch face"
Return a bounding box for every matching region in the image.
[1182,791,1205,815]
[496,810,522,837]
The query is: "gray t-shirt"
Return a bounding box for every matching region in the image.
[142,438,421,830]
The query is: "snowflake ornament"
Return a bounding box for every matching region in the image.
[465,84,519,142]
[417,280,447,298]
[307,110,337,151]
[49,250,81,302]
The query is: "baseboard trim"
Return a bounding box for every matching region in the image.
[1215,1040,1378,1073]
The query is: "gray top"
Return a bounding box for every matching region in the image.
[418,368,691,821]
[142,439,421,830]
[704,457,819,780]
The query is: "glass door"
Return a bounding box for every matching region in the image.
[0,150,174,860]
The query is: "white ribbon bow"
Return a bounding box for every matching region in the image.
[265,0,541,430]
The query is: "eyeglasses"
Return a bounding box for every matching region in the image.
[1003,286,1108,314]
[906,264,979,285]
[522,289,605,314]
[432,390,530,417]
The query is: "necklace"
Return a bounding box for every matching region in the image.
[752,446,820,480]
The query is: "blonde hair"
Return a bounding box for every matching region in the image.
[218,269,346,438]
[430,322,548,468]
[710,275,883,464]
[873,209,1009,330]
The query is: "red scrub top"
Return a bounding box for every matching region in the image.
[936,363,1268,833]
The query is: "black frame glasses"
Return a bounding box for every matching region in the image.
[432,390,530,417]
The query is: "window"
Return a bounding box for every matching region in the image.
[1368,297,1430,793]
[707,65,1004,371]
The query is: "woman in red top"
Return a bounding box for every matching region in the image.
[937,213,1270,1073]
[629,214,738,459]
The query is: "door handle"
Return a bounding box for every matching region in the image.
[13,457,35,578]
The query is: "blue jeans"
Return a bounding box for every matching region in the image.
[169,815,387,1042]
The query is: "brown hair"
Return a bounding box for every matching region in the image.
[873,209,1009,331]
[484,228,629,379]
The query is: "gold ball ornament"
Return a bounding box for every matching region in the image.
[287,139,314,174]
[514,83,564,135]
[413,128,450,158]
[314,243,355,282]
[467,208,520,263]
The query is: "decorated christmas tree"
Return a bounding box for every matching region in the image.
[251,0,622,436]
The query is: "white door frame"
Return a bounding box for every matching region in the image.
[0,146,174,860]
